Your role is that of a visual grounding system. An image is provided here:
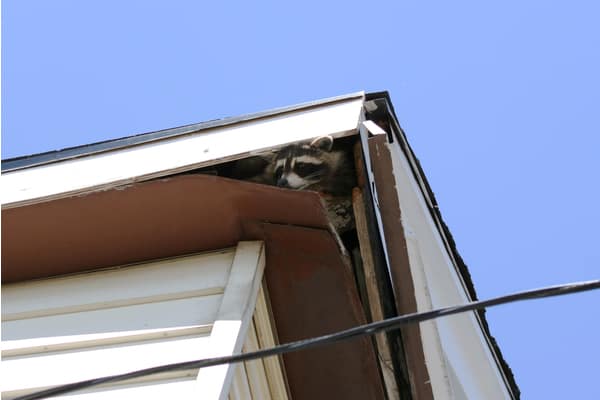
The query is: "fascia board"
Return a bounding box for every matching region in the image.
[2,92,366,172]
[364,93,518,397]
[380,129,513,399]
[1,96,364,209]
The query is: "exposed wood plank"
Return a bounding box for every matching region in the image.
[252,283,289,399]
[195,241,266,400]
[368,133,434,400]
[352,187,401,400]
[354,136,413,399]
[243,322,272,400]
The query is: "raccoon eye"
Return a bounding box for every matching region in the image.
[274,167,283,181]
[294,162,322,177]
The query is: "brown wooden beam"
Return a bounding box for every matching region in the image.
[369,134,434,400]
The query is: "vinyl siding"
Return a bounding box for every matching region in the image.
[2,241,284,400]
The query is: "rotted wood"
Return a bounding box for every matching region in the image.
[352,186,401,399]
[368,134,434,400]
[353,140,413,400]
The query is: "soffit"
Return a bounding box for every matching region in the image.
[1,174,330,283]
[1,173,386,399]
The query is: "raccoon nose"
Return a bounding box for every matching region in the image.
[277,177,288,187]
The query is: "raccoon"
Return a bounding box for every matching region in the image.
[266,136,355,196]
[229,136,356,233]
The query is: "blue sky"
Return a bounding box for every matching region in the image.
[3,1,599,398]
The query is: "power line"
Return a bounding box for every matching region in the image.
[13,279,600,400]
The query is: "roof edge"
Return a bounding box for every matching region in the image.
[2,92,365,172]
[364,91,521,399]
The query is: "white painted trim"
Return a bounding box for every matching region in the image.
[404,231,453,399]
[2,334,212,393]
[1,98,364,208]
[195,241,266,400]
[2,325,213,357]
[229,361,253,400]
[2,294,223,342]
[362,120,387,136]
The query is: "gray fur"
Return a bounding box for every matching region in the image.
[256,136,355,196]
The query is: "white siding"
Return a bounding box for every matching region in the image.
[1,241,275,400]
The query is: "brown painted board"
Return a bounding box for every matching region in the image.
[1,174,329,283]
[369,134,434,400]
[248,222,386,400]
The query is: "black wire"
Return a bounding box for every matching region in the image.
[14,280,600,400]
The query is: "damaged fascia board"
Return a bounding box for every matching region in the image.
[375,98,461,273]
[358,118,393,288]
[367,97,517,397]
[368,122,514,398]
[2,95,364,209]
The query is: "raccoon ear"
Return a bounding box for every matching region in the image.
[310,136,334,152]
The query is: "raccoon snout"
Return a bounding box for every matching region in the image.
[276,177,289,187]
[277,173,306,189]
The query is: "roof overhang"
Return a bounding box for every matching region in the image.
[1,91,519,398]
[1,173,386,399]
[1,93,364,209]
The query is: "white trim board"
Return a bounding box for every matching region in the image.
[228,284,289,400]
[1,97,364,208]
[195,241,267,400]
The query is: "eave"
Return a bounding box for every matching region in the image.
[1,174,386,399]
[1,93,364,209]
[1,91,520,399]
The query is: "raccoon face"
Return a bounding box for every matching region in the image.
[273,136,333,190]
